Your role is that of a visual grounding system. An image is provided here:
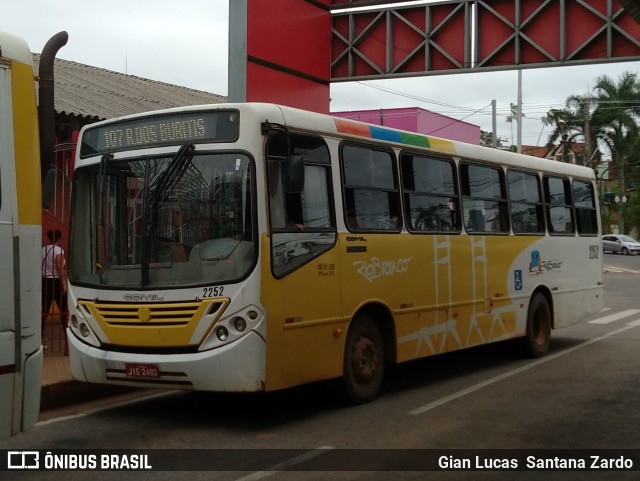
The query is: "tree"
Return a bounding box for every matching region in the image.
[480,130,508,149]
[592,72,640,233]
[543,95,597,165]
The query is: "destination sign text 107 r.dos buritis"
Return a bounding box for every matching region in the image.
[80,110,239,157]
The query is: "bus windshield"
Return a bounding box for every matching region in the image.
[69,151,256,288]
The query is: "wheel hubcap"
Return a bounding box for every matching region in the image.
[533,311,547,346]
[351,335,378,384]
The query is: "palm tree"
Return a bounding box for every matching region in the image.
[543,94,597,165]
[591,72,640,234]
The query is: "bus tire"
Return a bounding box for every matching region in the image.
[342,315,384,404]
[523,293,552,357]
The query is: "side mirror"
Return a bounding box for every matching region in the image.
[285,155,305,193]
[42,168,56,209]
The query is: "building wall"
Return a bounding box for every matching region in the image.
[331,107,480,144]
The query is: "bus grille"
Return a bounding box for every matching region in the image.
[78,299,228,347]
[94,302,204,327]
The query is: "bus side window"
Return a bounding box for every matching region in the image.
[265,130,284,225]
[341,144,401,232]
[467,209,485,231]
[461,162,509,234]
[400,153,459,232]
[544,176,575,235]
[573,180,598,236]
[508,170,545,234]
[266,132,336,277]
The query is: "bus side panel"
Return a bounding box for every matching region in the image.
[0,59,42,437]
[0,332,16,438]
[340,233,444,361]
[22,348,43,430]
[13,61,43,408]
[261,234,346,391]
[0,62,19,438]
[11,61,42,226]
[510,235,604,328]
[339,233,541,362]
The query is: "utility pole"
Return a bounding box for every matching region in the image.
[517,69,522,153]
[492,100,497,147]
[583,97,591,167]
[620,158,626,234]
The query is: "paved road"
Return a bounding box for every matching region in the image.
[2,263,640,480]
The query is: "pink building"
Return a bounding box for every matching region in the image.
[331,107,480,144]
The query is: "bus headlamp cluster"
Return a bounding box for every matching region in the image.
[68,308,101,347]
[70,313,91,338]
[216,326,229,341]
[215,311,256,341]
[206,308,262,349]
[233,316,247,332]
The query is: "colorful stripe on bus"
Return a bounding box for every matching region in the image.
[333,117,456,153]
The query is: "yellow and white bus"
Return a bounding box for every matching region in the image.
[0,30,66,437]
[67,103,603,403]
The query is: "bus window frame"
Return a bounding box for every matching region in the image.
[460,160,510,235]
[265,131,337,279]
[399,151,461,234]
[339,141,402,234]
[543,174,576,236]
[68,148,260,289]
[506,168,546,236]
[572,178,599,237]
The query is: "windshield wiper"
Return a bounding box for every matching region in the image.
[147,144,195,208]
[96,152,113,224]
[95,152,114,273]
[146,144,195,235]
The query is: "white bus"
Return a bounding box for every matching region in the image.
[67,103,603,403]
[0,30,66,437]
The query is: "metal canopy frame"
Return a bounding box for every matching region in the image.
[330,0,640,82]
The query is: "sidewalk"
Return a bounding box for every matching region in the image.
[42,353,72,388]
[41,340,138,413]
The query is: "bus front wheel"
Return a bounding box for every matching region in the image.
[343,315,384,404]
[523,293,552,357]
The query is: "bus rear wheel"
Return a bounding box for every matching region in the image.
[343,315,384,404]
[523,293,552,357]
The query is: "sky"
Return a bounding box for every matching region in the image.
[3,0,640,147]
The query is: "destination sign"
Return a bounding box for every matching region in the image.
[80,110,239,157]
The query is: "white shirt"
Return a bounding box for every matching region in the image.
[42,244,64,278]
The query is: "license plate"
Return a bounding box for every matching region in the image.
[125,363,160,378]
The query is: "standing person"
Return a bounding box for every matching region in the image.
[42,229,68,336]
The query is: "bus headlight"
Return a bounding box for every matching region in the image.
[216,326,229,341]
[79,323,90,337]
[233,317,247,332]
[199,305,264,351]
[70,314,79,329]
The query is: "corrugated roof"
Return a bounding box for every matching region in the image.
[33,54,226,121]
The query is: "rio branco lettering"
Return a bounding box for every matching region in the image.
[354,256,413,283]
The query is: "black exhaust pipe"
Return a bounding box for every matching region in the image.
[38,31,68,184]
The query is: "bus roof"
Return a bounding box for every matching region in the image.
[79,102,596,180]
[0,31,33,65]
